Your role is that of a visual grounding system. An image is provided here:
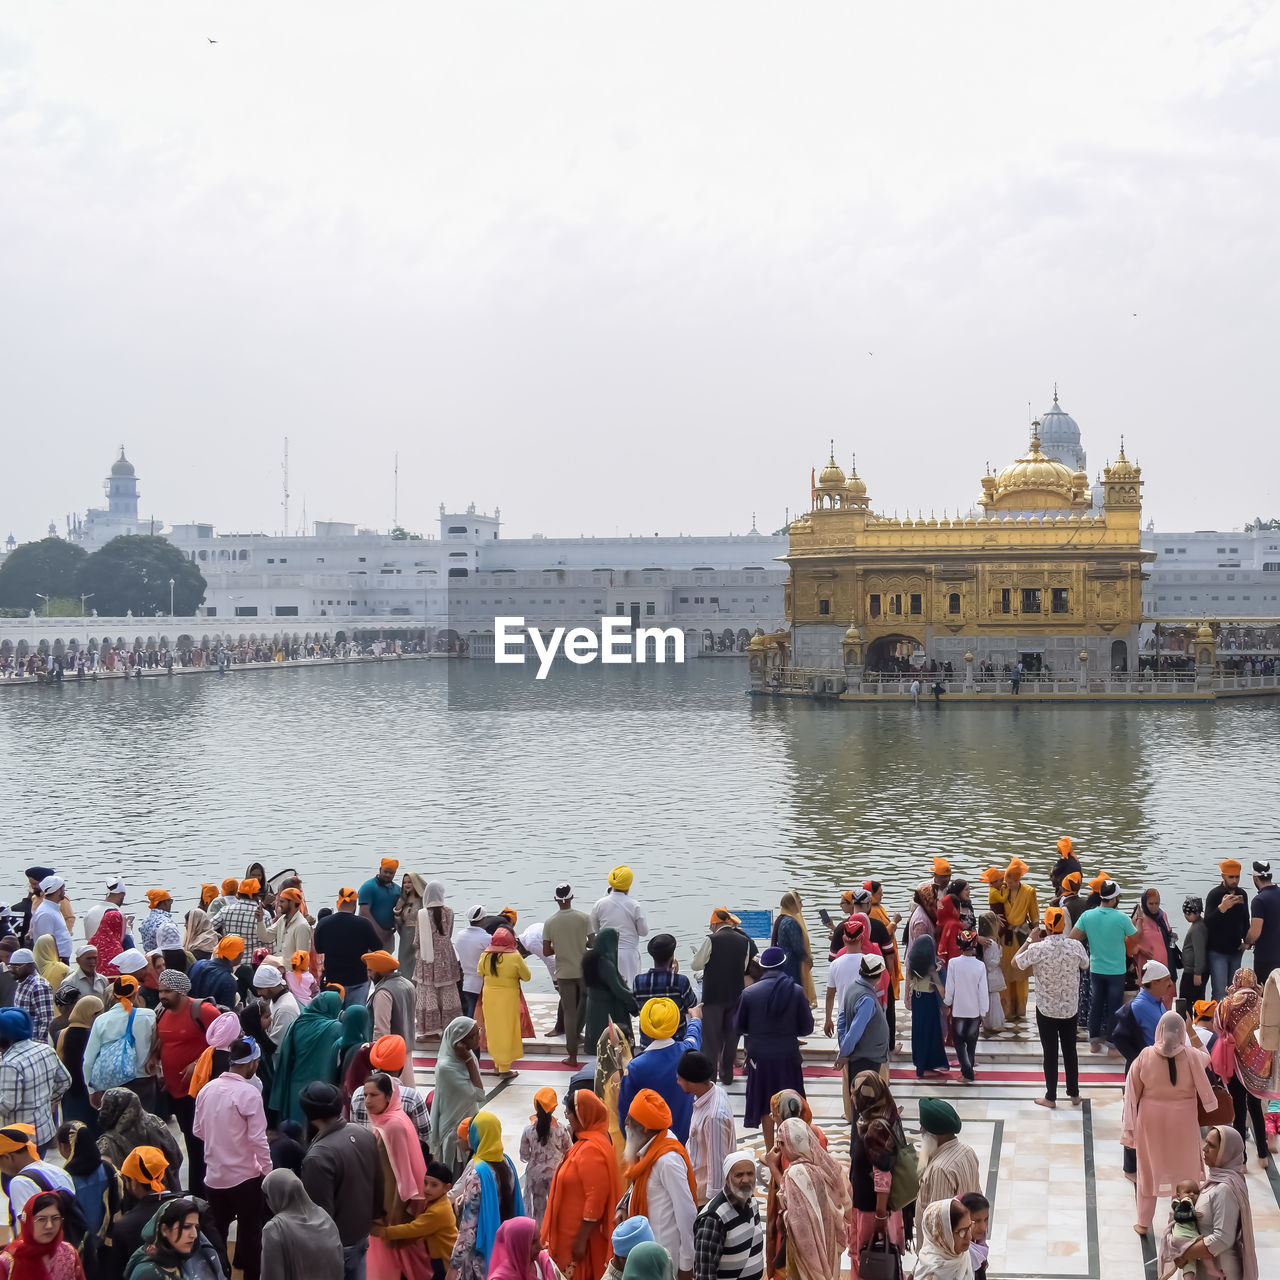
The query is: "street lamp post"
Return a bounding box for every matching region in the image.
[35,593,50,616]
[80,593,94,617]
[169,578,175,618]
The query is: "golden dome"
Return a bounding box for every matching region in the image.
[1106,437,1140,481]
[1195,620,1214,643]
[817,449,846,489]
[845,454,866,498]
[980,425,1090,512]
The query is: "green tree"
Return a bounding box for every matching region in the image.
[78,535,206,616]
[0,537,88,611]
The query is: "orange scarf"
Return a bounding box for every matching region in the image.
[627,1133,697,1219]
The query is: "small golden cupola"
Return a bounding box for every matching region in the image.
[813,443,847,510]
[978,423,1093,513]
[844,454,869,509]
[1102,436,1143,509]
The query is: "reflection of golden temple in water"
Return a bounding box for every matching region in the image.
[775,421,1152,677]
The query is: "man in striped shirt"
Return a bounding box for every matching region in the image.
[678,1050,736,1205]
[693,1150,764,1280]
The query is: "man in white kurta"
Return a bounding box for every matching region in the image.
[590,865,648,986]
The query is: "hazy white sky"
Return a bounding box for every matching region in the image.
[3,1,1279,542]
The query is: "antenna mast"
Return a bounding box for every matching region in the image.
[282,437,290,537]
[394,452,399,527]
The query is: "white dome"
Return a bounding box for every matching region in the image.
[1036,389,1086,474]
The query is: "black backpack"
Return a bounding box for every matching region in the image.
[1110,1001,1145,1065]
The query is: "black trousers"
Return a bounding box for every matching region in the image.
[169,1092,205,1195]
[207,1175,264,1280]
[701,1000,741,1084]
[1228,1075,1267,1157]
[1036,1009,1080,1101]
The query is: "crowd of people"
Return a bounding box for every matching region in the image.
[0,847,1273,1280]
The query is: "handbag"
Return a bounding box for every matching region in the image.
[886,1134,919,1213]
[91,1007,138,1090]
[857,1234,903,1280]
[1197,1068,1236,1127]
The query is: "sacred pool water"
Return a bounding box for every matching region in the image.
[3,659,1277,984]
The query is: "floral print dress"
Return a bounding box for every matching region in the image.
[519,1119,572,1228]
[414,902,462,1036]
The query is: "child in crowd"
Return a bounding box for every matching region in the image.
[977,914,1005,1035]
[1266,1098,1280,1154]
[519,1086,572,1228]
[961,1191,990,1280]
[1162,1180,1222,1280]
[603,1215,655,1280]
[1179,898,1208,1006]
[373,1159,459,1280]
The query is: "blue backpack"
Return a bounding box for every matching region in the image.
[91,1007,138,1089]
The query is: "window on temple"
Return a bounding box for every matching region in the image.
[910,593,922,615]
[869,593,881,618]
[889,594,903,615]
[1052,588,1069,613]
[1022,588,1042,614]
[1000,588,1011,614]
[818,599,830,615]
[948,593,961,615]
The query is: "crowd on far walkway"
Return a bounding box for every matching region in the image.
[0,845,1273,1280]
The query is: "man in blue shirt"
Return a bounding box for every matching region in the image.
[835,954,890,1082]
[358,858,401,949]
[616,997,702,1144]
[1128,960,1173,1050]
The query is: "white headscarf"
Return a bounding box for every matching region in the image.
[915,1200,975,1280]
[416,881,447,964]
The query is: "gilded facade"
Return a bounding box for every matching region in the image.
[783,427,1153,675]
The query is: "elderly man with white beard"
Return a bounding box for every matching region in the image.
[623,1088,699,1280]
[692,1151,765,1280]
[915,1096,982,1208]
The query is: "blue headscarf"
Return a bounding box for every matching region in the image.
[0,1007,33,1042]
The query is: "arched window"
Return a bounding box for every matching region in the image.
[948,592,961,615]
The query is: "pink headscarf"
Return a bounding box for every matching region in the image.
[777,1118,853,1280]
[367,1079,426,1203]
[90,908,126,978]
[487,1217,558,1280]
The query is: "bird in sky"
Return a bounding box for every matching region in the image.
[208,37,218,44]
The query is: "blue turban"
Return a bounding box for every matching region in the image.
[612,1216,655,1257]
[0,1007,33,1043]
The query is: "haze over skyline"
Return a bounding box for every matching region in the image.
[3,2,1279,544]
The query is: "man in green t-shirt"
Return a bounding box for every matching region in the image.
[1071,880,1138,1052]
[543,883,591,1067]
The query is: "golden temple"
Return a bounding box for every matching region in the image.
[776,424,1152,677]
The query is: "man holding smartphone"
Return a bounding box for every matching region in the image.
[1204,859,1251,1000]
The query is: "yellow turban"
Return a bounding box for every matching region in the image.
[1088,871,1110,893]
[1193,1000,1218,1022]
[362,950,399,974]
[640,997,680,1041]
[609,865,634,892]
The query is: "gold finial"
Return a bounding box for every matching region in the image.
[829,437,835,462]
[1053,381,1059,403]
[1118,433,1127,460]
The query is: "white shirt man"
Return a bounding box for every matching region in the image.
[30,880,73,962]
[455,907,491,1013]
[943,952,990,1020]
[591,868,649,986]
[626,1090,696,1275]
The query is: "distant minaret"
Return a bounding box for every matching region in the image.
[107,447,140,520]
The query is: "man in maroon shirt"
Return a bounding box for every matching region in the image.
[152,969,219,1194]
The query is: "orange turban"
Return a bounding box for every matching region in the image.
[1005,858,1029,880]
[1219,859,1242,876]
[709,907,740,927]
[380,858,399,873]
[1062,872,1082,892]
[238,878,260,896]
[362,950,398,974]
[200,884,219,906]
[626,1087,672,1131]
[1088,871,1110,893]
[337,888,358,906]
[500,907,518,926]
[122,1147,168,1193]
[221,877,239,896]
[980,867,1003,885]
[145,889,171,909]
[0,1123,38,1163]
[290,950,310,973]
[456,1117,473,1146]
[278,887,303,906]
[531,1085,558,1122]
[1193,1000,1218,1022]
[1057,836,1073,857]
[1043,907,1066,934]
[370,1034,406,1071]
[932,857,951,876]
[216,936,245,962]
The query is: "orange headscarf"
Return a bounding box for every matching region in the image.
[531,1085,558,1123]
[290,950,310,973]
[543,1091,623,1276]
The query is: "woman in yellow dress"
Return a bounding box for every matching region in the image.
[477,927,530,1079]
[991,858,1038,1018]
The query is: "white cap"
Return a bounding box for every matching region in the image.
[114,948,148,975]
[38,875,65,894]
[253,964,284,990]
[860,954,886,978]
[7,949,34,966]
[75,943,97,958]
[1141,960,1171,984]
[106,878,127,897]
